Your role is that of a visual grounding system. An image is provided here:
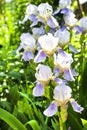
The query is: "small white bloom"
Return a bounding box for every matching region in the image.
[53,84,72,104]
[35,64,53,83]
[37,3,53,22]
[59,0,72,8]
[80,17,87,30]
[54,28,70,46]
[20,33,36,51]
[38,33,59,55]
[64,12,77,27]
[54,51,73,72]
[26,4,37,16]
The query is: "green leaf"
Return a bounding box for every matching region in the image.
[25,120,41,130]
[0,108,27,130]
[51,118,60,130]
[68,111,83,130]
[81,119,87,128]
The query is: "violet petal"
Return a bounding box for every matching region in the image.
[34,50,46,63]
[70,99,84,113]
[22,51,34,61]
[69,44,78,54]
[61,8,72,15]
[54,68,60,77]
[47,16,58,28]
[63,69,75,81]
[33,82,44,97]
[54,78,66,84]
[43,102,58,117]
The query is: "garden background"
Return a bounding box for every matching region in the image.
[0,0,87,130]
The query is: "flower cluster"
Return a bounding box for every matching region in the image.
[17,0,84,120]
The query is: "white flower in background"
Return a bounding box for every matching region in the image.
[59,0,72,8]
[21,4,38,24]
[33,64,53,97]
[54,27,70,47]
[26,4,37,16]
[44,83,84,117]
[35,64,53,83]
[37,3,53,22]
[38,33,59,55]
[61,9,77,27]
[80,17,87,30]
[64,14,77,27]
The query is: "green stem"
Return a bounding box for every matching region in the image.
[59,117,63,130]
[59,106,67,130]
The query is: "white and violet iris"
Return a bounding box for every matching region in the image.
[21,4,38,25]
[54,49,76,81]
[44,83,84,117]
[61,8,77,27]
[34,33,59,63]
[37,3,58,28]
[33,64,53,96]
[17,33,36,61]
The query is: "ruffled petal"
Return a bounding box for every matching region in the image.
[33,82,44,97]
[34,50,46,63]
[70,99,84,113]
[63,69,74,81]
[43,102,58,117]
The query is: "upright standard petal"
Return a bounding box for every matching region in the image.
[38,33,59,55]
[43,102,58,117]
[53,84,72,103]
[35,64,53,82]
[37,3,53,22]
[70,99,84,113]
[54,28,70,46]
[34,50,46,63]
[33,82,44,97]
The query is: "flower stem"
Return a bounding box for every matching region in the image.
[59,106,67,130]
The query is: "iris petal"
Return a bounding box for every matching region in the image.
[33,82,44,97]
[34,50,46,63]
[43,102,58,117]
